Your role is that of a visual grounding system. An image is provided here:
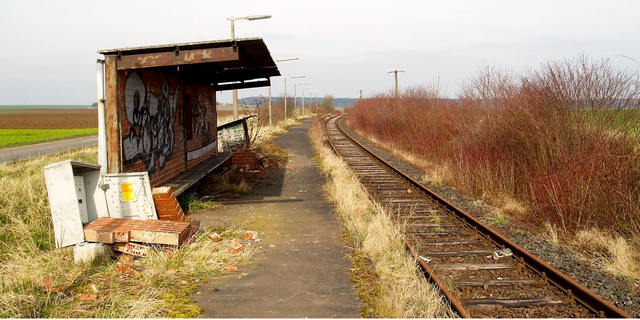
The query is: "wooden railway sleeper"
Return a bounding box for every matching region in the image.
[326,116,632,318]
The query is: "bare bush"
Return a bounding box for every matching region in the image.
[347,54,640,238]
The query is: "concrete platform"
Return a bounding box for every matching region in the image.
[190,119,362,318]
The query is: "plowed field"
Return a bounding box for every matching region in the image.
[0,109,98,129]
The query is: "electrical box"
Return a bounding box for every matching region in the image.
[102,173,157,220]
[44,160,158,248]
[44,160,106,248]
[74,176,89,223]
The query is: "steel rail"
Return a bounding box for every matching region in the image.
[325,115,631,318]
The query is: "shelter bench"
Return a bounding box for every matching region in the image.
[165,152,234,197]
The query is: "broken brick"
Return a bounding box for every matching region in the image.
[78,293,98,301]
[117,253,134,264]
[228,244,244,254]
[42,277,52,290]
[113,242,151,257]
[163,250,174,258]
[208,232,222,242]
[244,231,258,240]
[225,264,238,272]
[116,263,136,277]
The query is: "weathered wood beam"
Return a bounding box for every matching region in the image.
[425,250,494,257]
[462,297,564,308]
[453,278,543,287]
[104,55,121,173]
[116,47,239,70]
[433,263,515,271]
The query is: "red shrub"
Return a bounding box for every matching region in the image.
[346,56,640,236]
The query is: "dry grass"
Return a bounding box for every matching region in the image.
[0,147,255,318]
[309,119,452,318]
[543,220,560,246]
[250,117,299,150]
[574,229,640,281]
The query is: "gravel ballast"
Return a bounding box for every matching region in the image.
[338,119,640,317]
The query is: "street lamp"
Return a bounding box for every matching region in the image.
[268,58,299,126]
[294,81,311,113]
[308,90,315,115]
[301,86,314,115]
[313,91,322,114]
[228,14,272,120]
[275,57,298,62]
[284,75,304,120]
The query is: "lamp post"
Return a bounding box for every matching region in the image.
[283,75,304,121]
[301,86,314,115]
[228,14,271,120]
[294,81,311,114]
[387,69,404,98]
[268,58,299,126]
[313,91,322,114]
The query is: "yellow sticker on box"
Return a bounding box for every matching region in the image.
[121,183,135,201]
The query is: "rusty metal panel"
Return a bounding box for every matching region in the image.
[104,55,121,173]
[116,47,239,70]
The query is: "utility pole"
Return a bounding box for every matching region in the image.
[357,89,365,99]
[387,69,404,98]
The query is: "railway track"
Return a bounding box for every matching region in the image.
[324,115,631,318]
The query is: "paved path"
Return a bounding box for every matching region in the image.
[190,119,362,318]
[0,135,98,163]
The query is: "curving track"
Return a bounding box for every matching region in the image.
[324,115,630,318]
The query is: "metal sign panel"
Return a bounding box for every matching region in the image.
[217,122,247,152]
[102,172,158,220]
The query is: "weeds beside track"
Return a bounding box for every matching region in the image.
[326,115,631,318]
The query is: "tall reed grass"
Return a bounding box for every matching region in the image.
[347,55,640,238]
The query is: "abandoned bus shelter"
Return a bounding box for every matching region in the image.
[96,37,280,195]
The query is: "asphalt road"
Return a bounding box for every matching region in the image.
[0,135,98,164]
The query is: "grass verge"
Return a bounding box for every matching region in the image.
[309,118,453,318]
[0,128,98,149]
[0,146,252,317]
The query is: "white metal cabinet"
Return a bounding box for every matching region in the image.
[44,160,158,248]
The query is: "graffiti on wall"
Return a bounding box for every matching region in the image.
[191,89,214,147]
[122,71,179,175]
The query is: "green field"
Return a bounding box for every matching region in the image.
[0,105,92,111]
[0,128,98,149]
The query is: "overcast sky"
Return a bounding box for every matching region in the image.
[0,0,638,105]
